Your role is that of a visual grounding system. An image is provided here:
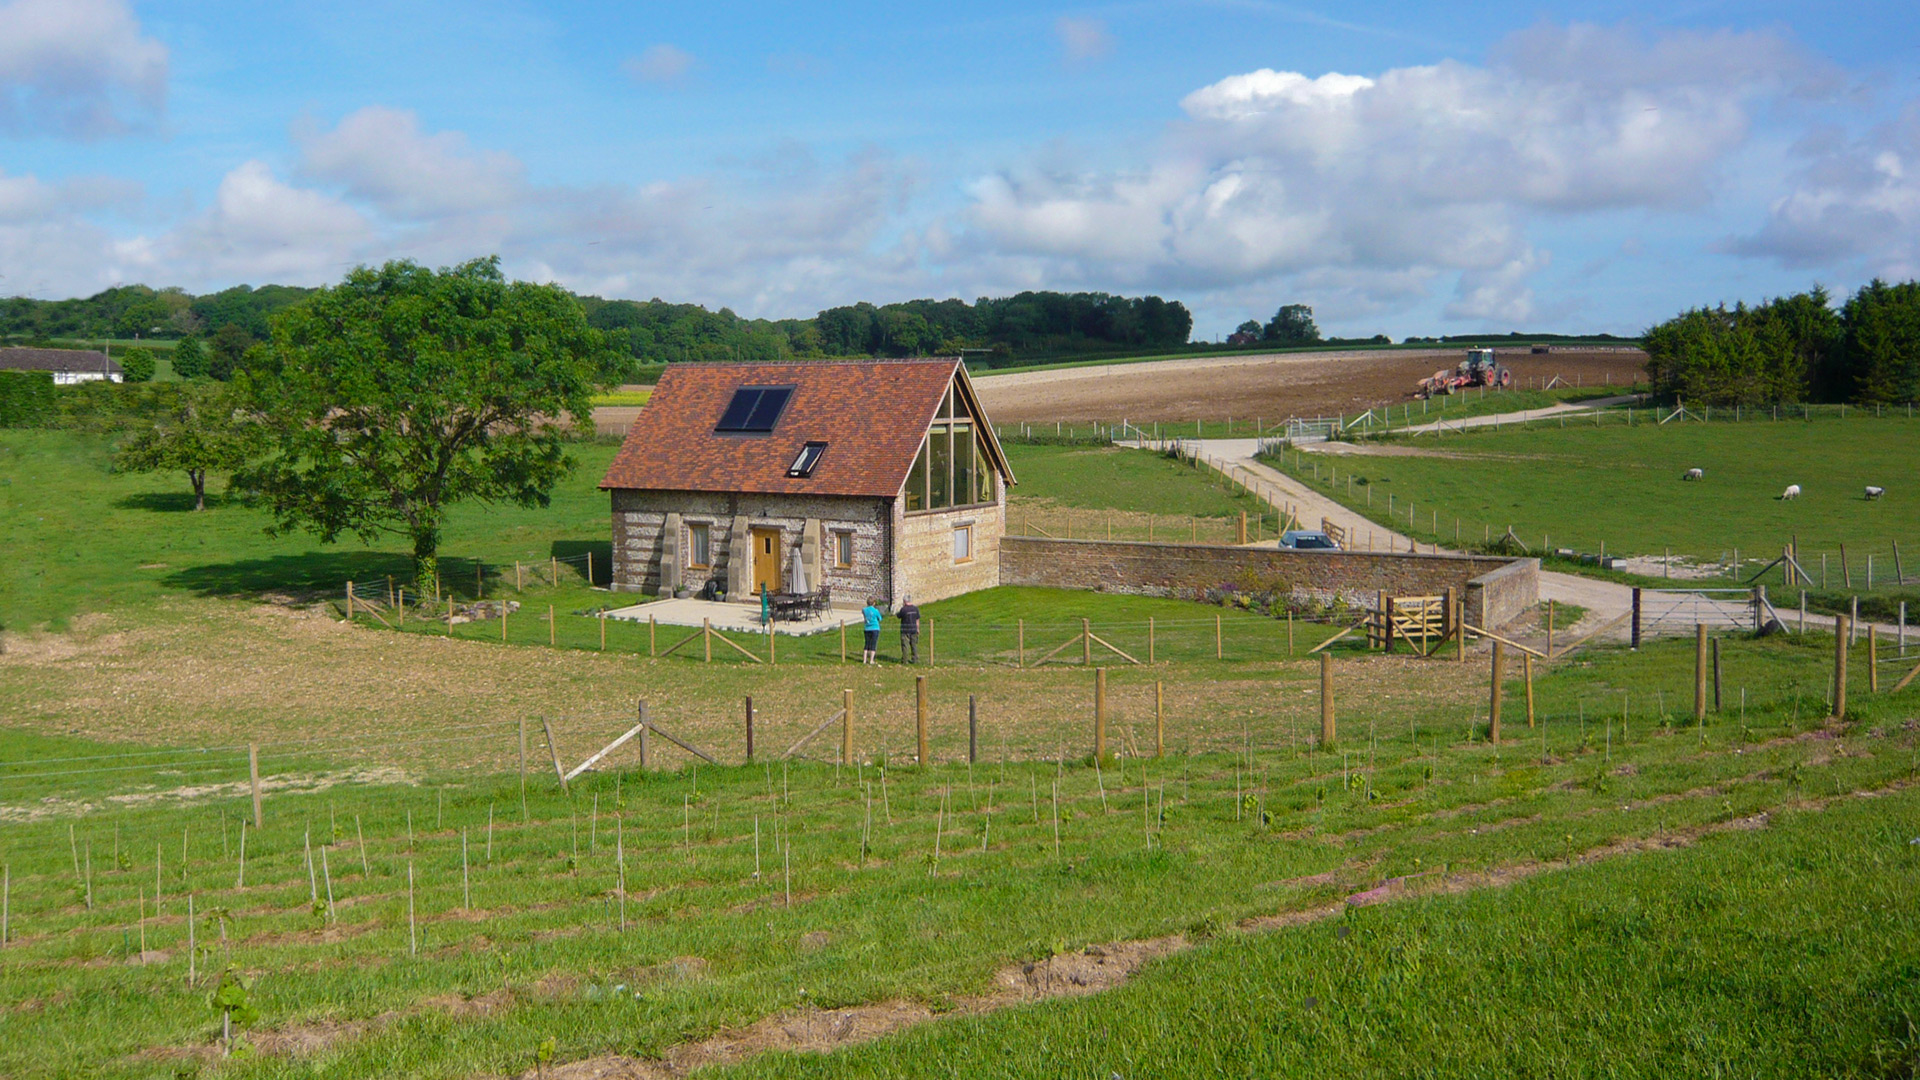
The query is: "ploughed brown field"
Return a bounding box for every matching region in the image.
[971,347,1649,425]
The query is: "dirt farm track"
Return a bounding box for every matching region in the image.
[971,347,1648,425]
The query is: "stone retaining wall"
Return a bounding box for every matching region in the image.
[999,537,1538,629]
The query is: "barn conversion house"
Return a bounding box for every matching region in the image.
[600,358,1014,607]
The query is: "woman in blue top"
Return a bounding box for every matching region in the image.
[860,598,884,664]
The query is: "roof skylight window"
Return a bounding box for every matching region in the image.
[787,441,828,478]
[715,386,795,433]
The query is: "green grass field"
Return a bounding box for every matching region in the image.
[1267,415,1920,584]
[588,389,652,407]
[10,417,1920,1077]
[0,431,1282,634]
[3,625,1916,1078]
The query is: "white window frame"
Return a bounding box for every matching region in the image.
[953,524,973,563]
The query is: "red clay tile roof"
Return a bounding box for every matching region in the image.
[600,359,1010,497]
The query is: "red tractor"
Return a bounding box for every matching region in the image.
[1415,348,1513,398]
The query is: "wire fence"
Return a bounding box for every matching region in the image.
[1,622,1902,809]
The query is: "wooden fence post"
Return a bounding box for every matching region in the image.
[649,615,656,656]
[1319,653,1335,747]
[1215,613,1223,659]
[517,717,528,818]
[638,702,650,770]
[703,617,712,663]
[248,743,263,828]
[1456,596,1466,663]
[1147,616,1155,664]
[842,688,854,766]
[1546,599,1555,658]
[1488,640,1504,743]
[1694,624,1707,723]
[745,696,755,761]
[968,695,978,764]
[548,604,555,646]
[1869,625,1879,693]
[1083,618,1092,666]
[916,675,930,766]
[1018,619,1025,668]
[1094,667,1108,761]
[1833,614,1848,720]
[345,580,354,620]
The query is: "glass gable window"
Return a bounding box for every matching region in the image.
[929,426,952,507]
[902,378,998,511]
[906,380,998,513]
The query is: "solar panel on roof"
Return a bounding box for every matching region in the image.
[716,389,760,431]
[746,387,792,429]
[715,385,795,433]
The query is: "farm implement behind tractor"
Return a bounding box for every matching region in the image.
[1416,347,1513,398]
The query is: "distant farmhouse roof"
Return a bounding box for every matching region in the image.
[0,347,121,376]
[600,358,1013,498]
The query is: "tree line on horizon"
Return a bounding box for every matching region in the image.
[1644,279,1920,406]
[0,281,1195,375]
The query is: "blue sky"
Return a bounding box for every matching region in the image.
[2,0,1917,339]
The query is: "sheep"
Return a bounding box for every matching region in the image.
[1866,485,1886,501]
[1682,468,1704,481]
[1781,484,1802,500]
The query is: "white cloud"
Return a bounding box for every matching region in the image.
[968,22,1829,326]
[154,161,375,283]
[623,44,695,85]
[1055,17,1112,64]
[297,106,525,218]
[1731,103,1920,280]
[0,0,167,138]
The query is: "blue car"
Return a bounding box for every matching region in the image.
[1280,530,1340,551]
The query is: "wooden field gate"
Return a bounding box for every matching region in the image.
[1366,592,1450,654]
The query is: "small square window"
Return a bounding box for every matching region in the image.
[834,531,854,569]
[688,522,711,568]
[953,525,973,563]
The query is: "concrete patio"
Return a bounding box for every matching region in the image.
[603,596,862,636]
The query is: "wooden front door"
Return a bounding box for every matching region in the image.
[750,527,782,595]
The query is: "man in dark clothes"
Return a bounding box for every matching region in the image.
[897,597,921,664]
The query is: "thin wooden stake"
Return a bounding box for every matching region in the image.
[1155,681,1165,757]
[407,861,418,956]
[248,743,263,828]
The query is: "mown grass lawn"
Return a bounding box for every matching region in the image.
[1,431,1277,633]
